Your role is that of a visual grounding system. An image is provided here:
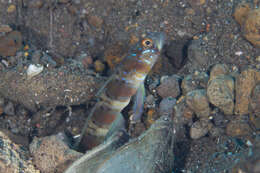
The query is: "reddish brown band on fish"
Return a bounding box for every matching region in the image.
[77,32,165,151]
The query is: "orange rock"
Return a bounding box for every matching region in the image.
[87,15,103,29]
[235,68,260,115]
[233,3,251,25]
[0,31,22,57]
[7,4,16,13]
[94,60,105,73]
[234,4,260,47]
[243,9,260,48]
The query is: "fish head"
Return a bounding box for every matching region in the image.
[131,32,165,67]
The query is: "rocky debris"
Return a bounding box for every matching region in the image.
[0,31,22,57]
[65,115,175,173]
[159,97,176,116]
[0,131,39,173]
[250,83,260,116]
[234,3,260,48]
[181,71,209,95]
[3,101,15,115]
[207,75,235,115]
[190,120,212,139]
[209,64,230,81]
[0,65,104,112]
[156,75,181,98]
[30,133,83,173]
[165,39,188,70]
[226,118,252,137]
[235,68,260,115]
[186,89,210,119]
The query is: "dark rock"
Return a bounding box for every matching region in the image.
[0,31,22,57]
[212,110,229,127]
[157,75,181,98]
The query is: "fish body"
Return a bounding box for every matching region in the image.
[77,33,165,151]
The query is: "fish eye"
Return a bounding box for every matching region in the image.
[142,38,153,48]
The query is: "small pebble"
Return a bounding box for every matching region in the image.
[7,4,16,13]
[94,60,105,73]
[186,89,210,118]
[145,94,155,108]
[181,72,209,95]
[190,120,211,139]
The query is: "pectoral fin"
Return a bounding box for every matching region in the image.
[130,83,145,123]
